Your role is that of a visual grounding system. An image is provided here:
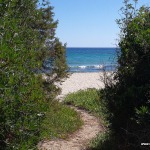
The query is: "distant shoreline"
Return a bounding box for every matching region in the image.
[67,47,119,49]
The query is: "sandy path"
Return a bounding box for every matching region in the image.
[38,73,105,150]
[38,107,104,150]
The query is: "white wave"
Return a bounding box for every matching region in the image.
[70,65,104,69]
[79,65,86,69]
[93,65,103,69]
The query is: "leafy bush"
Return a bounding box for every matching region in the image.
[0,0,67,149]
[102,0,150,149]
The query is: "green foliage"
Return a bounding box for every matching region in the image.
[52,38,68,79]
[64,88,109,126]
[88,132,117,150]
[102,0,150,149]
[64,89,102,115]
[41,101,82,139]
[0,0,68,149]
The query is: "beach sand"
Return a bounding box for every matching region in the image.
[55,72,105,101]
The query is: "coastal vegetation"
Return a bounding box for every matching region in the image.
[64,88,110,150]
[64,88,106,121]
[100,0,150,149]
[41,101,82,140]
[1,0,149,149]
[0,0,80,149]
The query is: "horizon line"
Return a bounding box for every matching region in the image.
[66,47,119,48]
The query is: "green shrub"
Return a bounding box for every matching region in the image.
[0,1,45,149]
[88,132,117,150]
[0,0,68,149]
[102,0,150,149]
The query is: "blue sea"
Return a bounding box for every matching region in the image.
[66,47,118,72]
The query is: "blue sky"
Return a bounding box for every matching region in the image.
[44,0,149,47]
